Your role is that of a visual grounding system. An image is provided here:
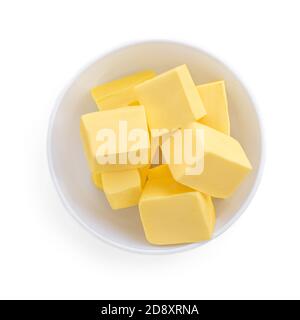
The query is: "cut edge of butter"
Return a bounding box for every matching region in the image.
[197,80,230,135]
[91,70,156,109]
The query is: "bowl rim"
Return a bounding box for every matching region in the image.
[47,39,266,255]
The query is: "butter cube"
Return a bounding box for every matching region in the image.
[92,166,149,192]
[91,70,156,110]
[135,65,206,132]
[165,123,252,198]
[102,169,142,209]
[197,81,230,135]
[139,171,215,245]
[92,172,103,190]
[80,106,150,173]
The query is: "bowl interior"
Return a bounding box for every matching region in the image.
[48,41,263,253]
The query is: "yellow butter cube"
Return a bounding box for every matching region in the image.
[80,106,150,173]
[135,65,206,132]
[91,172,103,190]
[92,167,148,191]
[139,171,215,245]
[197,81,230,135]
[102,169,142,209]
[165,123,252,198]
[91,70,156,110]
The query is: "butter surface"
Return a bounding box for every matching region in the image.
[197,81,230,135]
[80,106,150,173]
[139,171,215,245]
[91,70,156,110]
[147,164,173,180]
[165,123,252,198]
[92,166,149,192]
[102,169,142,209]
[135,65,206,132]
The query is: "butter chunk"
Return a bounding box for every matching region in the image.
[165,123,252,198]
[92,172,103,190]
[197,81,230,135]
[80,106,150,173]
[91,70,156,110]
[135,65,206,132]
[102,169,142,209]
[92,166,148,192]
[139,173,215,245]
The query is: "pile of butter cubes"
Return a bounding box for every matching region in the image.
[80,65,252,245]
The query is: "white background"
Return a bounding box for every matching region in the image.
[0,0,299,300]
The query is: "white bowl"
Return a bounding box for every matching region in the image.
[47,41,265,254]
